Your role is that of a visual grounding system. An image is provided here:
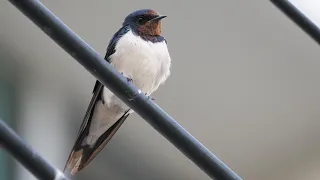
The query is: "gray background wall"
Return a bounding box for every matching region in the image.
[1,0,320,180]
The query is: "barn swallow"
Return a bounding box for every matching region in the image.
[63,9,171,175]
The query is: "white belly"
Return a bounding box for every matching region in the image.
[103,30,171,109]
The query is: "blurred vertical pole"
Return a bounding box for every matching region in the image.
[0,86,10,180]
[15,78,69,180]
[0,79,14,180]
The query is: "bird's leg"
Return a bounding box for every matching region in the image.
[145,93,156,101]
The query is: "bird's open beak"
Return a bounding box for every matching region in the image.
[150,15,167,22]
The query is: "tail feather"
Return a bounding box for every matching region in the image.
[63,112,130,175]
[64,148,85,175]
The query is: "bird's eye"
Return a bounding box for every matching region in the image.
[137,17,144,24]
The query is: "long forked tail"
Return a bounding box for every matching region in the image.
[63,113,130,175]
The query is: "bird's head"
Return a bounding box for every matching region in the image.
[123,9,166,36]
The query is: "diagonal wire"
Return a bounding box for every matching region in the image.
[6,0,242,179]
[270,0,320,45]
[0,119,69,180]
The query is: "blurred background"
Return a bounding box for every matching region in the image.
[1,0,320,179]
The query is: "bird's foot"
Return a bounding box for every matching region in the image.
[126,77,133,82]
[121,72,133,82]
[145,93,156,101]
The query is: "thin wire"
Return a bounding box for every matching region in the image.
[0,119,69,180]
[6,0,242,179]
[270,0,320,45]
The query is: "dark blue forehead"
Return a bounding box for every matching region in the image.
[123,9,158,25]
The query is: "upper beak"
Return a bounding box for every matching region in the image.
[150,15,167,22]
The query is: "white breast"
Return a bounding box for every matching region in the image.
[102,30,171,109]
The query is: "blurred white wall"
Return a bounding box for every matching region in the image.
[1,0,320,180]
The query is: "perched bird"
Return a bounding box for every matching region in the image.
[63,9,171,175]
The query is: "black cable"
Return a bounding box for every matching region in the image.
[270,0,320,46]
[0,119,69,180]
[6,0,242,179]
